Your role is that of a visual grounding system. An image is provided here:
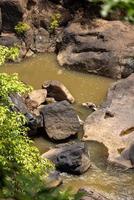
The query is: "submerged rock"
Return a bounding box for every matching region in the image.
[78,187,109,200]
[83,74,134,167]
[57,19,134,79]
[45,171,62,189]
[42,142,91,175]
[42,80,75,103]
[39,100,80,140]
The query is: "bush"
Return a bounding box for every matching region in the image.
[50,13,61,31]
[0,45,20,66]
[0,73,76,200]
[15,22,30,35]
[0,73,53,199]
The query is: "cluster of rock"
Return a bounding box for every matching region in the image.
[9,80,91,175]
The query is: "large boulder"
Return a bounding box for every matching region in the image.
[78,187,109,200]
[83,74,134,167]
[0,0,28,31]
[42,142,91,174]
[42,80,75,103]
[39,100,80,140]
[57,19,134,79]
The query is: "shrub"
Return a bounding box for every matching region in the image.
[50,13,61,31]
[15,22,30,35]
[0,73,53,199]
[0,73,75,200]
[0,45,20,66]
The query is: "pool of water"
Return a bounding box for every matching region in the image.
[1,54,134,199]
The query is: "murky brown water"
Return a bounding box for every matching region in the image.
[1,54,134,199]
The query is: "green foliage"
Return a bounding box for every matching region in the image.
[0,73,32,105]
[50,13,61,31]
[0,73,54,199]
[0,73,75,200]
[0,45,20,66]
[15,22,30,35]
[89,0,134,22]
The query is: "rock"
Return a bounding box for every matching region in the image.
[0,34,20,47]
[45,171,62,189]
[9,93,43,133]
[57,19,134,79]
[83,74,134,167]
[78,187,109,200]
[82,102,97,111]
[45,97,56,104]
[42,142,91,174]
[39,100,80,140]
[42,80,75,103]
[28,89,47,106]
[33,28,53,53]
[0,0,27,31]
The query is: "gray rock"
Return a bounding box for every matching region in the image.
[83,74,134,168]
[57,19,134,79]
[43,80,75,103]
[40,100,80,140]
[42,142,91,174]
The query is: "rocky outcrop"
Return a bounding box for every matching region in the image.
[78,187,109,200]
[57,19,134,79]
[39,100,80,140]
[42,142,91,174]
[83,74,134,168]
[42,80,75,103]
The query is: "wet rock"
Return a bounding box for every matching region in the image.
[57,19,134,79]
[78,187,109,200]
[39,100,80,140]
[42,142,91,175]
[9,93,43,133]
[83,74,134,168]
[28,89,47,106]
[0,0,27,31]
[42,80,75,103]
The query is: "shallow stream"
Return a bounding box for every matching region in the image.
[2,54,134,199]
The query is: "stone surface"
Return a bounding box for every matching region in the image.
[43,80,75,103]
[28,89,47,106]
[42,142,91,174]
[57,19,134,79]
[83,74,134,167]
[40,100,80,140]
[0,34,20,47]
[78,187,109,200]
